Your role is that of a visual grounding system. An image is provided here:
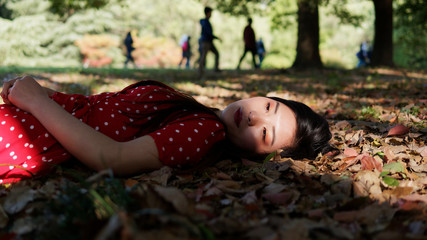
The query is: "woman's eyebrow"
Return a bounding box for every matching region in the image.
[274,101,279,114]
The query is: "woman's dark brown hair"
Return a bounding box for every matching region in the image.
[268,97,333,159]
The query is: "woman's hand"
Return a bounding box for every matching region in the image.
[1,76,21,105]
[1,75,48,112]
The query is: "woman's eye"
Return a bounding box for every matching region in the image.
[266,103,270,112]
[262,127,267,141]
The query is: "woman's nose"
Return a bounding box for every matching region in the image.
[248,112,260,126]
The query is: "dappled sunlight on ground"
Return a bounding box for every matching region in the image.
[0,67,426,239]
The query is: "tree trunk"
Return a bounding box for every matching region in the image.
[371,0,394,67]
[292,0,323,69]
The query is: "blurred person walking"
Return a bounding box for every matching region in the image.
[124,31,137,68]
[178,35,192,69]
[257,38,266,68]
[356,40,372,68]
[237,18,258,70]
[199,7,221,77]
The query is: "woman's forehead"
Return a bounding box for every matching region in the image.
[276,102,297,148]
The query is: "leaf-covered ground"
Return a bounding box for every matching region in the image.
[0,68,426,239]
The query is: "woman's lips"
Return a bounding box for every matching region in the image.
[234,107,242,127]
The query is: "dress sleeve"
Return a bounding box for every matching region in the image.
[148,116,226,167]
[50,92,92,119]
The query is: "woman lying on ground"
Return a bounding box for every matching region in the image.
[0,76,332,184]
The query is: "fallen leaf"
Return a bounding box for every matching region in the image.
[154,186,191,215]
[382,176,400,187]
[383,162,405,173]
[263,183,287,194]
[335,120,351,130]
[390,187,414,198]
[215,171,232,180]
[353,170,382,198]
[400,194,427,204]
[387,124,410,136]
[241,190,257,205]
[215,180,244,193]
[360,154,383,172]
[0,205,9,228]
[3,186,36,214]
[262,191,298,206]
[10,217,36,235]
[343,148,359,157]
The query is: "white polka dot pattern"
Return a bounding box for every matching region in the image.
[0,81,225,184]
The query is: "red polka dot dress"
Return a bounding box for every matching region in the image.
[0,80,226,183]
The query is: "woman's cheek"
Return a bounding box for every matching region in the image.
[237,131,258,151]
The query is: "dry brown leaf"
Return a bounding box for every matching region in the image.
[215,180,245,193]
[291,160,316,175]
[331,178,353,196]
[418,146,427,158]
[241,190,258,205]
[262,191,299,206]
[353,170,382,198]
[343,148,359,157]
[154,186,192,215]
[390,186,414,198]
[360,154,383,172]
[137,166,172,186]
[400,194,427,204]
[263,183,287,194]
[337,156,358,170]
[320,173,342,185]
[387,124,410,136]
[214,171,232,180]
[335,120,351,130]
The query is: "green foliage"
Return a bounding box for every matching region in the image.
[5,0,51,18]
[383,162,405,173]
[208,0,269,16]
[382,176,399,186]
[394,0,427,69]
[269,0,298,30]
[48,0,110,18]
[0,0,12,19]
[324,0,365,26]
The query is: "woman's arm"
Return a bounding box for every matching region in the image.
[3,76,162,175]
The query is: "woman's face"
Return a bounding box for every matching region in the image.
[219,97,297,154]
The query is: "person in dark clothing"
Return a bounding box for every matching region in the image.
[199,7,221,77]
[124,32,136,68]
[237,18,258,70]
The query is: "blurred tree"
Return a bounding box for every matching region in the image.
[48,0,110,19]
[394,0,427,68]
[0,0,12,19]
[292,0,322,68]
[371,0,394,67]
